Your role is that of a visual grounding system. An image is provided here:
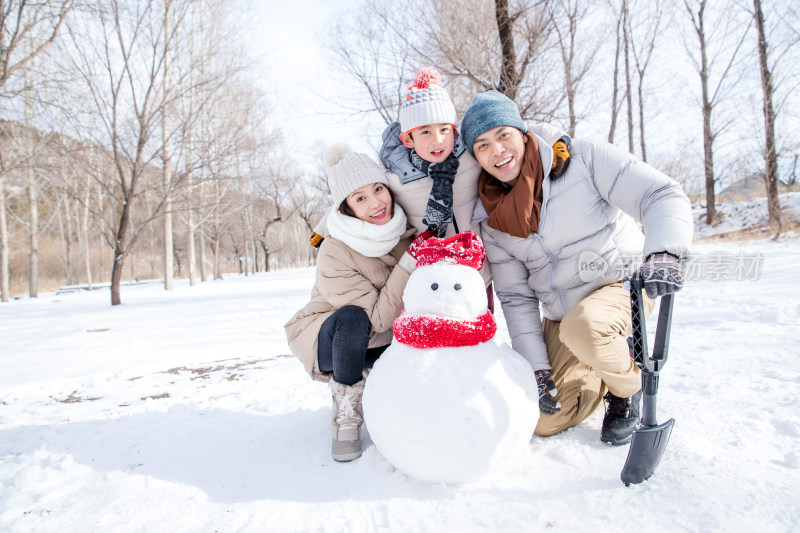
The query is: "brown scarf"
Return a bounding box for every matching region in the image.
[478,132,545,238]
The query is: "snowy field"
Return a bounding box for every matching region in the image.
[693,191,800,239]
[2,237,799,532]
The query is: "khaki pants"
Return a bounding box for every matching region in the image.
[534,283,655,437]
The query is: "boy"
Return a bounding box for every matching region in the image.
[379,68,474,241]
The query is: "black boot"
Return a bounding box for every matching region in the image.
[601,390,642,446]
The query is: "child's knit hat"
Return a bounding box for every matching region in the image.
[399,68,456,134]
[460,90,528,157]
[325,144,389,208]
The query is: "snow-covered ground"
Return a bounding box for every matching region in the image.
[2,236,800,532]
[693,191,800,239]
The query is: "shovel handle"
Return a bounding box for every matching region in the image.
[628,277,674,374]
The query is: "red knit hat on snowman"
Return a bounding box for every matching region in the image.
[393,231,497,349]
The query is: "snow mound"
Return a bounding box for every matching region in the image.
[363,339,538,484]
[693,191,800,238]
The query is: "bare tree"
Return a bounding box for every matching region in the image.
[752,0,780,234]
[64,0,181,305]
[251,144,297,272]
[161,0,175,291]
[168,0,256,284]
[622,0,634,153]
[24,78,39,297]
[627,1,667,162]
[0,0,73,302]
[683,0,752,224]
[606,0,625,143]
[547,0,598,136]
[0,0,74,89]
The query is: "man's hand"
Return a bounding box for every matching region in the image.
[535,369,561,415]
[639,252,684,299]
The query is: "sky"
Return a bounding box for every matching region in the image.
[247,0,380,157]
[1,194,799,531]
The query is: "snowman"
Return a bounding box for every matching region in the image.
[363,231,539,484]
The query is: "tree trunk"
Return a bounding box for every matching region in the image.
[702,95,715,223]
[188,220,196,285]
[0,177,9,302]
[622,0,634,154]
[213,233,221,280]
[213,178,222,280]
[110,201,132,306]
[186,0,197,287]
[637,76,647,162]
[494,0,518,99]
[565,65,576,137]
[697,6,716,224]
[163,183,174,288]
[25,81,39,297]
[753,0,781,235]
[82,175,93,290]
[608,2,623,143]
[64,190,74,285]
[199,231,208,282]
[162,0,174,291]
[28,180,39,297]
[185,136,196,285]
[96,186,106,283]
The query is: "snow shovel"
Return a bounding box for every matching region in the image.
[620,276,675,486]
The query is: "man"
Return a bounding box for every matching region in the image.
[461,90,693,444]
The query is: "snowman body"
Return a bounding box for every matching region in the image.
[363,258,539,484]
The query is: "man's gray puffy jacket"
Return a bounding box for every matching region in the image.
[474,134,693,371]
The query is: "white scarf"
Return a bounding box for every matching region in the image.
[327,205,408,258]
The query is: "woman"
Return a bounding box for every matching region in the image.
[284,146,425,462]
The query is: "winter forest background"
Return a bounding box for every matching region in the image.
[1,0,798,306]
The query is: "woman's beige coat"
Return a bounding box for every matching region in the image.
[284,227,416,382]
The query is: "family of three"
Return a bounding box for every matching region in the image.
[284,68,693,463]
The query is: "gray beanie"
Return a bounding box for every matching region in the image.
[324,144,389,208]
[399,68,456,134]
[460,90,528,157]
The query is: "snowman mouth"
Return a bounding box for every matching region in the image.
[495,156,512,169]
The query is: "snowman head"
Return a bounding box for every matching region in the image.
[403,231,488,320]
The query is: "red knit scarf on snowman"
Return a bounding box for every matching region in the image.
[393,311,497,349]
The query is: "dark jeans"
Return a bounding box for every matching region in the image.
[317,305,387,386]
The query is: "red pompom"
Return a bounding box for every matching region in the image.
[411,67,443,90]
[414,231,486,271]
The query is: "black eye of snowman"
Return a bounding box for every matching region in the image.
[431,283,439,291]
[454,283,462,290]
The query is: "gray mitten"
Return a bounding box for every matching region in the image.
[534,369,561,415]
[639,252,684,299]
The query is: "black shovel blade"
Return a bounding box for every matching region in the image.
[620,418,675,486]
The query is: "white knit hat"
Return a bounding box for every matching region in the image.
[399,68,456,134]
[325,144,389,208]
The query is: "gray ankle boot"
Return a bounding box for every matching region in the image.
[330,378,365,462]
